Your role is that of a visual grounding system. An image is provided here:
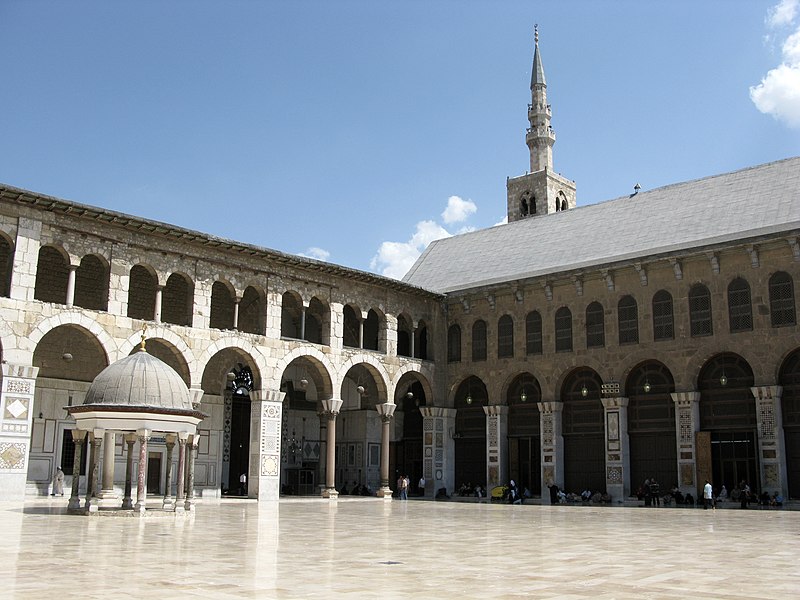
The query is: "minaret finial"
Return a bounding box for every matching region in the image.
[535,24,539,45]
[140,322,147,353]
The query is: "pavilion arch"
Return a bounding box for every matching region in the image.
[274,346,336,400]
[549,357,607,402]
[34,244,71,304]
[33,324,109,382]
[196,336,267,391]
[339,357,390,410]
[124,337,192,388]
[685,346,758,392]
[0,230,13,297]
[279,354,335,407]
[28,313,117,364]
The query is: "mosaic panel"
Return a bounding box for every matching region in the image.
[543,466,554,486]
[424,432,433,446]
[434,449,443,463]
[424,447,432,458]
[435,419,443,432]
[0,442,26,469]
[435,469,442,481]
[424,459,432,478]
[424,419,433,431]
[607,466,623,483]
[765,463,779,485]
[487,415,498,448]
[435,432,443,448]
[542,415,553,446]
[2,423,28,433]
[680,463,694,486]
[678,410,693,444]
[6,380,31,394]
[3,397,29,420]
[261,454,279,477]
[758,402,776,441]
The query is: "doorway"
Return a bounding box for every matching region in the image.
[147,452,162,495]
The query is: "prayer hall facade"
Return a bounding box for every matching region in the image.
[1,32,799,506]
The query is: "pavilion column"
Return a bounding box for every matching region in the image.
[97,431,117,505]
[320,398,343,499]
[184,434,199,512]
[122,433,136,510]
[601,396,630,501]
[163,434,176,510]
[751,385,787,497]
[175,433,188,513]
[154,285,163,323]
[376,403,396,499]
[484,405,508,491]
[671,391,701,497]
[134,429,151,514]
[84,431,102,513]
[233,297,241,330]
[538,401,564,494]
[65,264,78,307]
[67,429,87,511]
[420,407,456,498]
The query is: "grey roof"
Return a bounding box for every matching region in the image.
[83,351,193,411]
[403,157,800,293]
[531,39,546,88]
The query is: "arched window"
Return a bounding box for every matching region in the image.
[769,271,796,327]
[34,246,69,304]
[363,308,381,351]
[585,301,605,348]
[652,290,674,341]
[0,234,12,297]
[280,292,303,339]
[447,324,461,363]
[525,310,542,355]
[472,320,487,361]
[618,295,639,345]
[127,264,157,320]
[210,281,236,330]
[520,197,529,216]
[727,277,752,333]
[497,315,514,358]
[74,254,109,311]
[304,296,328,344]
[415,320,429,360]
[397,315,412,357]
[555,307,572,353]
[689,284,713,337]
[238,286,265,335]
[342,305,360,348]
[162,273,193,326]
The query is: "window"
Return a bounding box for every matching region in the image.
[769,271,796,327]
[472,320,487,361]
[585,302,605,348]
[689,284,713,337]
[447,325,462,363]
[727,277,752,333]
[498,315,514,358]
[618,295,639,345]
[525,311,542,355]
[555,307,573,352]
[653,290,674,341]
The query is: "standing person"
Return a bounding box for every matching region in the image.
[239,472,247,496]
[649,478,661,507]
[740,480,750,509]
[398,474,408,500]
[418,476,426,496]
[51,466,64,496]
[643,478,651,507]
[703,480,714,510]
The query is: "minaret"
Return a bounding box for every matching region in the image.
[506,25,576,223]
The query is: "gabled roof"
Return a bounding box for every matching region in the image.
[403,157,800,294]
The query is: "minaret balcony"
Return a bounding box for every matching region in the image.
[526,127,556,142]
[527,105,552,118]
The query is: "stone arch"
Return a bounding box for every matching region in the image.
[119,326,195,386]
[238,285,266,336]
[34,244,70,304]
[304,295,329,345]
[338,354,390,408]
[391,365,434,406]
[74,253,110,312]
[560,366,605,494]
[162,271,194,327]
[32,324,109,382]
[28,313,117,364]
[396,312,414,358]
[342,303,361,348]
[275,347,336,401]
[364,307,385,352]
[196,336,267,391]
[281,290,304,340]
[127,263,158,320]
[210,279,236,330]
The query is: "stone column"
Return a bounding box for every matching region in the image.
[122,433,136,510]
[67,429,87,511]
[249,389,285,501]
[85,431,102,513]
[154,285,163,323]
[537,401,564,493]
[420,407,456,498]
[484,405,508,491]
[751,385,787,496]
[175,433,188,513]
[375,403,396,499]
[184,434,199,512]
[0,363,39,502]
[233,297,241,330]
[163,434,176,510]
[409,327,416,358]
[601,397,630,501]
[300,305,307,340]
[134,429,151,514]
[320,398,343,499]
[671,391,701,497]
[65,264,78,307]
[358,316,364,349]
[97,431,117,505]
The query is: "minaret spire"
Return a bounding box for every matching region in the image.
[526,25,554,173]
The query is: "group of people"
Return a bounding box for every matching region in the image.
[339,481,374,496]
[547,484,611,505]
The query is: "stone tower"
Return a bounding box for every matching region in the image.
[507,26,576,223]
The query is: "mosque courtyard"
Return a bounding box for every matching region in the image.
[1,497,797,599]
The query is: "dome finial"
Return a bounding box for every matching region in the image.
[140,322,148,353]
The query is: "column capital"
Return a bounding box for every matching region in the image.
[419,406,456,419]
[671,391,701,407]
[484,405,508,416]
[601,396,629,409]
[537,401,563,414]
[751,385,782,401]
[320,398,343,415]
[251,389,286,403]
[375,402,396,421]
[1,362,39,380]
[71,429,88,442]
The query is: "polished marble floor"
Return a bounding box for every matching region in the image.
[1,497,798,599]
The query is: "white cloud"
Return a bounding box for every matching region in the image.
[751,1,800,128]
[370,220,451,280]
[298,246,330,261]
[440,195,477,224]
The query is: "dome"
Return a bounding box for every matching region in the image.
[84,350,192,411]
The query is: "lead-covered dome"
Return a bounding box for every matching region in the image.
[83,350,192,411]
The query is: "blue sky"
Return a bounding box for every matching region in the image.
[1,1,798,279]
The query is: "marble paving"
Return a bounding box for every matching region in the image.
[0,497,798,599]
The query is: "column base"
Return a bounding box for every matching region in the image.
[184,500,195,512]
[86,502,99,513]
[377,486,393,500]
[162,497,176,511]
[134,502,146,514]
[97,491,119,508]
[67,497,82,511]
[321,488,339,499]
[121,497,134,510]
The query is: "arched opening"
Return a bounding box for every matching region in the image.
[561,368,604,494]
[304,296,329,345]
[34,246,69,304]
[525,310,542,355]
[471,319,487,361]
[585,301,605,348]
[127,264,157,320]
[414,319,428,360]
[0,233,13,297]
[342,304,360,348]
[652,289,674,341]
[363,308,382,352]
[210,281,235,330]
[397,314,412,358]
[162,272,193,326]
[497,314,514,358]
[618,295,639,345]
[506,373,541,496]
[625,361,676,494]
[238,286,265,335]
[279,356,333,496]
[689,283,713,337]
[74,254,109,311]
[769,271,796,327]
[780,348,800,498]
[447,324,461,363]
[201,349,261,497]
[127,339,191,387]
[698,353,757,496]
[555,307,572,352]
[727,277,752,333]
[392,375,428,496]
[454,376,487,492]
[280,291,303,339]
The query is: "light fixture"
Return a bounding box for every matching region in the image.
[520,390,528,403]
[61,352,73,362]
[466,393,473,405]
[720,359,727,386]
[356,385,366,396]
[226,371,236,382]
[643,380,651,393]
[581,385,588,397]
[299,378,309,390]
[406,390,414,399]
